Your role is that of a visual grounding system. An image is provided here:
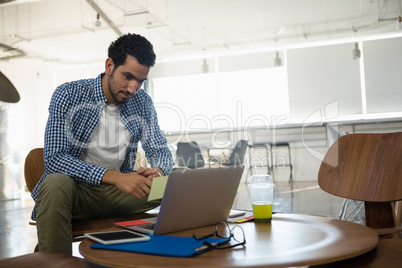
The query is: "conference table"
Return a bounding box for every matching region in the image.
[79,213,379,267]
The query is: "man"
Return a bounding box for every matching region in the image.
[31,33,174,255]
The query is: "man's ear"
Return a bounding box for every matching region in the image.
[105,58,114,75]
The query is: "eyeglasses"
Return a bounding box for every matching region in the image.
[193,221,246,250]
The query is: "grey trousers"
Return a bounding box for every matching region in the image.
[36,173,161,255]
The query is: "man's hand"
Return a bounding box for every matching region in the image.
[102,170,152,199]
[101,167,164,199]
[137,167,164,179]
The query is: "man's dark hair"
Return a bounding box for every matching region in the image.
[108,33,156,69]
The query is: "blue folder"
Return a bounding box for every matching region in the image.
[90,235,230,257]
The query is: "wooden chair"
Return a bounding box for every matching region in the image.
[24,148,146,252]
[322,122,363,222]
[318,132,402,238]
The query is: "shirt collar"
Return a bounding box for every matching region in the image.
[95,73,108,105]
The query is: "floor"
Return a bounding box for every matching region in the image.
[0,173,365,261]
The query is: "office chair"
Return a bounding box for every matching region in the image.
[248,141,293,183]
[318,132,402,239]
[175,142,205,169]
[24,148,140,252]
[221,140,248,167]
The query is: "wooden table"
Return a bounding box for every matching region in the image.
[79,213,379,268]
[311,239,402,268]
[0,252,97,268]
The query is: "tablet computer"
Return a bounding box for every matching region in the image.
[85,230,150,245]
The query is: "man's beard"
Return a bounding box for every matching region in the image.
[108,74,130,105]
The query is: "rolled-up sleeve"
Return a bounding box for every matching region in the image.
[121,90,174,175]
[141,100,174,175]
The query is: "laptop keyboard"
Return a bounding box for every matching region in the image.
[140,223,156,230]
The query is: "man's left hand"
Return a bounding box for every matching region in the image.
[137,167,164,179]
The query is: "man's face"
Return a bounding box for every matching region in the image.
[106,56,150,105]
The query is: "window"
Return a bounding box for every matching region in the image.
[153,67,289,132]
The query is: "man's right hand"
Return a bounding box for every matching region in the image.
[102,170,152,199]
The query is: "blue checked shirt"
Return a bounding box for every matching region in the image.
[31,73,174,220]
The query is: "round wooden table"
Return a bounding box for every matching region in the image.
[79,213,379,267]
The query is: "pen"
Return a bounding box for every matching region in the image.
[195,242,217,254]
[153,167,162,177]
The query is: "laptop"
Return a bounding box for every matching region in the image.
[116,166,244,235]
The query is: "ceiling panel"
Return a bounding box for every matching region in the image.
[0,0,401,63]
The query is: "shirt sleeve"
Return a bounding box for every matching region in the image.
[139,96,174,175]
[43,83,107,186]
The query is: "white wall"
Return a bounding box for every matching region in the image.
[0,59,105,151]
[151,35,402,124]
[0,58,104,198]
[287,43,362,118]
[364,37,402,113]
[0,58,62,198]
[0,58,59,150]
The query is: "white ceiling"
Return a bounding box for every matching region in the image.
[0,0,401,63]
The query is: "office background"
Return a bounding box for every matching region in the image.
[0,0,402,199]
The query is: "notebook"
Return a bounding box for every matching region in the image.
[115,166,244,235]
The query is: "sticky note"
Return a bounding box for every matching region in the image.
[235,215,254,223]
[114,220,151,227]
[148,175,168,201]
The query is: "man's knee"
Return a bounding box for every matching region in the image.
[39,173,76,193]
[37,173,78,205]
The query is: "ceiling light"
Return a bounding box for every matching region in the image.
[202,58,208,73]
[95,13,101,27]
[274,51,282,67]
[352,42,361,60]
[277,26,286,36]
[397,17,402,30]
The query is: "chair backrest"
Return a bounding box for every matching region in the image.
[24,148,45,192]
[318,132,402,229]
[227,140,248,166]
[176,142,205,169]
